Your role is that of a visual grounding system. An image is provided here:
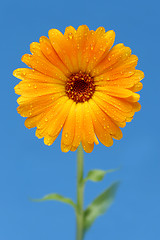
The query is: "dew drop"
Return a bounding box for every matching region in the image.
[65,133,68,137]
[90,44,94,51]
[68,33,73,40]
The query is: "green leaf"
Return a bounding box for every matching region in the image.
[84,182,119,232]
[83,169,117,183]
[32,193,76,209]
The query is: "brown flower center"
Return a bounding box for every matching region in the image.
[65,72,95,103]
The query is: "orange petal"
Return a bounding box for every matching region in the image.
[93,95,128,122]
[82,101,96,144]
[64,26,79,72]
[44,133,59,146]
[30,42,42,56]
[17,93,64,117]
[94,91,133,113]
[72,103,83,148]
[49,29,75,73]
[13,68,66,84]
[14,80,65,97]
[96,70,144,89]
[110,54,138,72]
[89,99,122,140]
[87,30,115,73]
[89,103,113,147]
[47,98,73,137]
[96,85,134,98]
[39,36,70,76]
[21,54,66,80]
[81,140,94,153]
[61,102,76,147]
[75,25,89,71]
[25,113,45,129]
[125,93,140,102]
[92,44,132,76]
[132,102,141,112]
[78,30,96,72]
[129,82,143,92]
[36,96,69,138]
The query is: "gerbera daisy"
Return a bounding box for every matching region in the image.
[13,25,144,153]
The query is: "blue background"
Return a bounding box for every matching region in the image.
[0,0,160,239]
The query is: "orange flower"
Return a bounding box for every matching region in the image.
[13,25,144,153]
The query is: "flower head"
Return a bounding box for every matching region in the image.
[13,25,144,153]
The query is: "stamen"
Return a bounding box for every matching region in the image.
[65,72,95,103]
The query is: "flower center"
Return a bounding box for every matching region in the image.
[65,72,95,103]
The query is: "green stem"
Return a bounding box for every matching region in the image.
[76,143,84,240]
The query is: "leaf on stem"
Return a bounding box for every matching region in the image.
[83,169,117,183]
[84,182,119,232]
[32,193,76,209]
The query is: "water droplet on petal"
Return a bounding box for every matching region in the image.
[90,44,94,50]
[68,33,73,39]
[65,133,68,137]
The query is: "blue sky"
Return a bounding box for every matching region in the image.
[0,0,160,239]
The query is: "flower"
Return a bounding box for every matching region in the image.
[13,25,144,153]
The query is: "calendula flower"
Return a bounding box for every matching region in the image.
[13,25,144,153]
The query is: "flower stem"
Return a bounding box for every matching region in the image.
[76,143,84,240]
